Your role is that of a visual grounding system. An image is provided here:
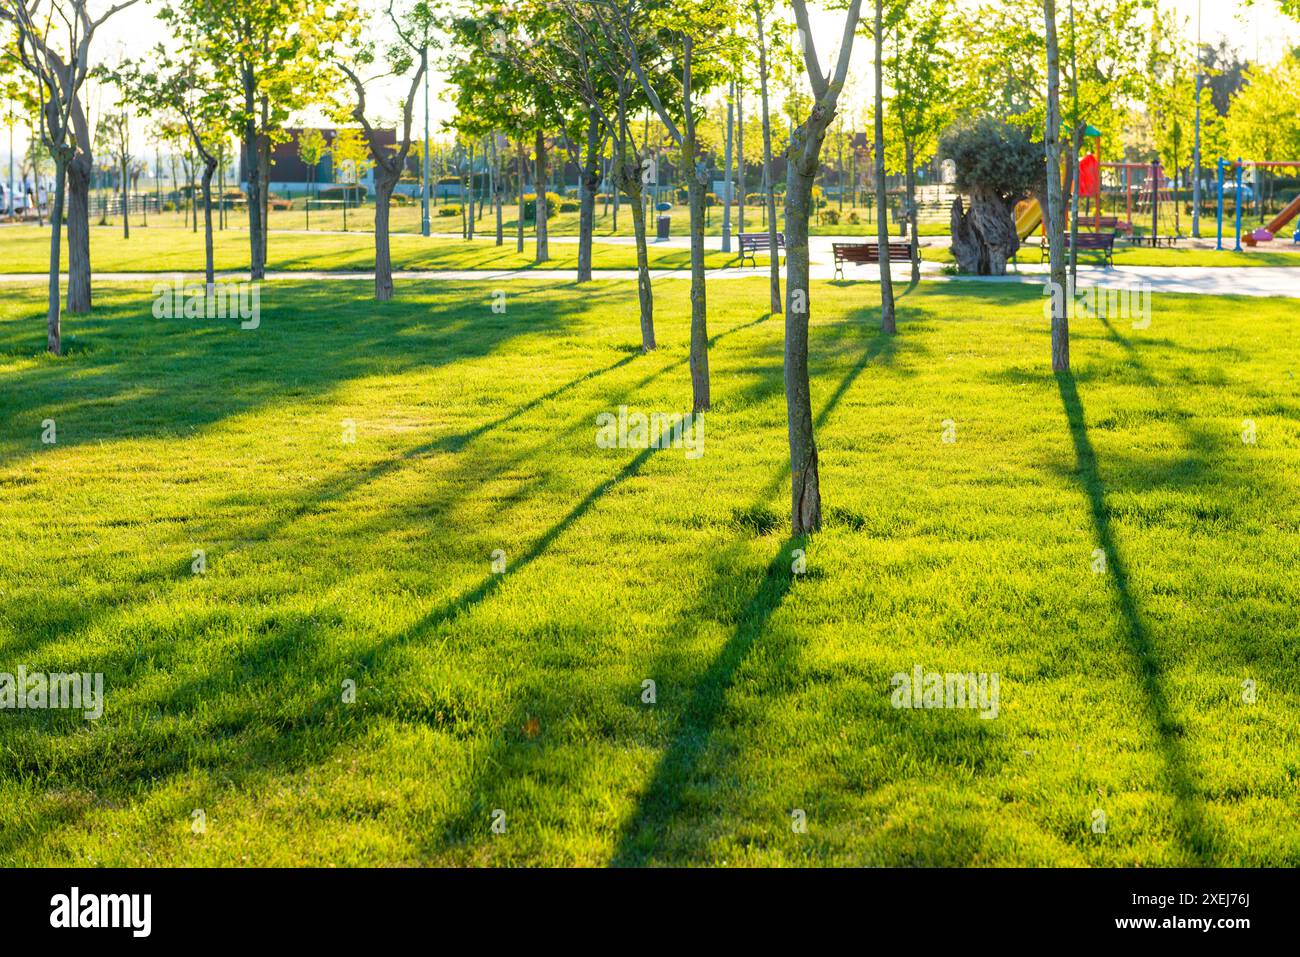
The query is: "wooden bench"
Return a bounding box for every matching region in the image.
[737,231,784,267]
[832,241,914,279]
[1038,231,1118,266]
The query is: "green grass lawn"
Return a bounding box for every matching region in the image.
[0,225,765,273]
[1,276,1297,866]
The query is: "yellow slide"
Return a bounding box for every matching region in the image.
[1014,199,1043,239]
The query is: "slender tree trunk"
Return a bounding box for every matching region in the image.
[905,139,919,285]
[1067,123,1080,286]
[534,129,549,263]
[516,139,525,253]
[374,171,397,300]
[65,154,91,314]
[577,109,600,283]
[785,140,822,534]
[755,8,781,314]
[201,158,216,293]
[493,135,504,246]
[121,157,130,239]
[244,126,266,280]
[682,36,709,413]
[46,154,67,355]
[1044,0,1070,372]
[874,0,896,333]
[722,85,734,253]
[737,84,745,235]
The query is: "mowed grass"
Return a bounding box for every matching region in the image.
[0,276,1297,866]
[0,225,765,274]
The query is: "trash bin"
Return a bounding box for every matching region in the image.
[656,215,670,241]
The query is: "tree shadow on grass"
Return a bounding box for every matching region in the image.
[1055,370,1219,865]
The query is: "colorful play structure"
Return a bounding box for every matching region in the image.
[1216,158,1300,252]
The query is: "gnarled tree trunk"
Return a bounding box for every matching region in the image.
[950,189,1020,275]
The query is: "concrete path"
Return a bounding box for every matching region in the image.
[3,261,1298,297]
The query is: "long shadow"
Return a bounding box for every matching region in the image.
[610,536,803,866]
[1055,371,1219,864]
[608,330,902,865]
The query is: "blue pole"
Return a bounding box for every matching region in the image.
[1234,157,1244,252]
[1215,158,1224,250]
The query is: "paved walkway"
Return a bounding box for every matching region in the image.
[3,261,1298,297]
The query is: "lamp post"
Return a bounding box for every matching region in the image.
[1192,0,1203,238]
[421,46,431,238]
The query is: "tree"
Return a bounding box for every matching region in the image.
[330,124,370,231]
[2,0,141,330]
[333,0,432,300]
[297,126,327,225]
[1225,57,1300,162]
[1044,0,1069,373]
[752,0,780,314]
[3,0,141,352]
[866,0,896,333]
[942,119,1041,275]
[782,0,864,535]
[94,103,131,238]
[884,0,955,285]
[164,0,347,280]
[608,0,730,412]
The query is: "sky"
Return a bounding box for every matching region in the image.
[4,0,1299,170]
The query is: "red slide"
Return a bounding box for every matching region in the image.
[1266,194,1300,236]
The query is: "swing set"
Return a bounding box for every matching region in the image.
[1216,158,1300,252]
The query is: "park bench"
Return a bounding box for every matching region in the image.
[832,241,914,279]
[737,231,785,267]
[1038,230,1117,266]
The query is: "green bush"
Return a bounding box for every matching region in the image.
[821,208,840,225]
[705,192,720,207]
[746,192,767,205]
[940,117,1042,203]
[847,211,861,224]
[522,191,561,221]
[438,205,462,217]
[559,200,580,213]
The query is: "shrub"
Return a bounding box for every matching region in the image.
[438,205,462,217]
[847,211,861,224]
[821,208,840,225]
[746,192,767,205]
[522,191,560,221]
[939,118,1042,203]
[559,199,580,213]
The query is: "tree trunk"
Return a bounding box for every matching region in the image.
[627,167,655,352]
[244,128,266,280]
[534,128,549,263]
[65,153,91,314]
[905,139,919,285]
[722,85,734,253]
[516,139,525,253]
[755,8,781,314]
[46,154,67,356]
[577,109,600,283]
[737,84,745,236]
[121,157,130,239]
[493,135,504,246]
[874,0,896,334]
[202,159,216,293]
[682,36,709,413]
[785,130,824,535]
[1044,0,1070,372]
[374,171,397,300]
[950,190,1019,275]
